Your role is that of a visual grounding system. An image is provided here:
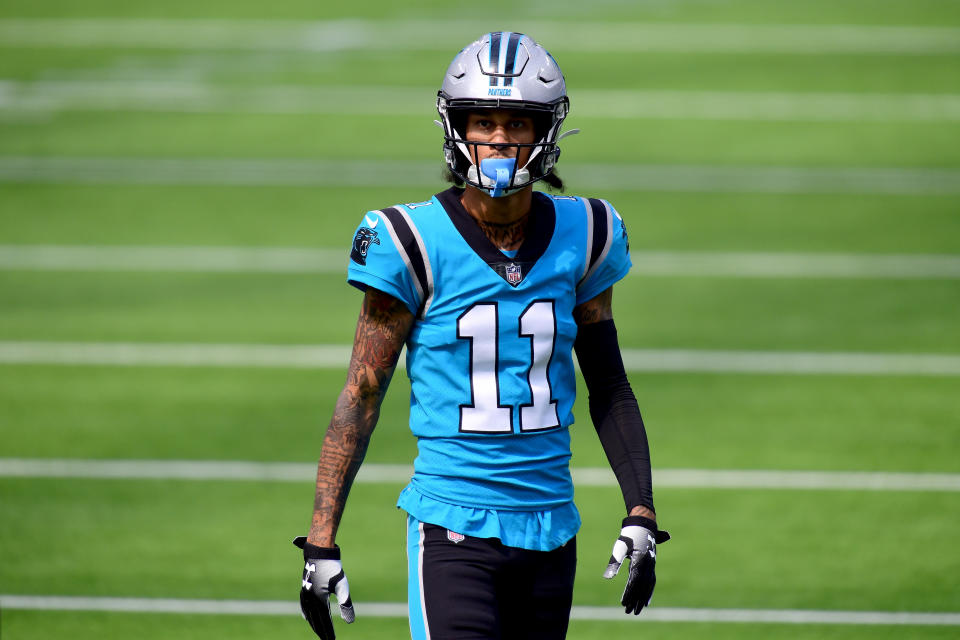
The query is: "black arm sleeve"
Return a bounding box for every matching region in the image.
[574,319,654,513]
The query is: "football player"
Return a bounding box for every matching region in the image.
[295,32,668,640]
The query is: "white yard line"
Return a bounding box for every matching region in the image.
[576,606,960,625]
[0,595,303,616]
[0,245,349,274]
[1,595,957,625]
[3,81,960,122]
[2,245,959,279]
[1,19,958,54]
[2,459,959,492]
[1,341,959,376]
[647,469,960,492]
[618,349,960,376]
[0,342,353,369]
[1,157,958,194]
[630,251,960,279]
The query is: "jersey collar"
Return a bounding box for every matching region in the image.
[436,186,556,287]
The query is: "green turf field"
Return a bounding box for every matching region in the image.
[2,0,959,638]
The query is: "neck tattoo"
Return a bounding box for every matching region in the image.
[474,213,529,252]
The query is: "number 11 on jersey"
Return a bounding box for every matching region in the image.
[457,300,560,434]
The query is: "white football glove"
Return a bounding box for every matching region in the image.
[602,516,670,615]
[293,537,355,639]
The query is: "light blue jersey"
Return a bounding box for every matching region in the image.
[347,187,631,550]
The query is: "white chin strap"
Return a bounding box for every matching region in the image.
[466,163,531,197]
[448,125,540,197]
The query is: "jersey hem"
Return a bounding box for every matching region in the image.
[398,485,580,552]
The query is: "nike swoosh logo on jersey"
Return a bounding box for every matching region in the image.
[365,215,379,229]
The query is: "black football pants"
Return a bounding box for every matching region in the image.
[407,516,577,640]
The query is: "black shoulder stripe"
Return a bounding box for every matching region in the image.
[587,198,609,275]
[380,206,429,308]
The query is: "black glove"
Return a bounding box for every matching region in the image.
[602,516,670,615]
[293,536,355,639]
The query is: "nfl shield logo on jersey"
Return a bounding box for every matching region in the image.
[447,530,465,544]
[505,262,523,285]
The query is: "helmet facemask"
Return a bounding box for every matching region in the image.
[438,95,568,197]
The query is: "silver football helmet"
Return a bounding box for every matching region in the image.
[437,32,573,197]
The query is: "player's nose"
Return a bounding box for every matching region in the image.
[488,125,514,150]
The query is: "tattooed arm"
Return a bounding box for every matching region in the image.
[307,288,415,546]
[572,286,614,325]
[574,287,656,521]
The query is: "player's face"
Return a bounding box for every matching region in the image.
[464,110,537,168]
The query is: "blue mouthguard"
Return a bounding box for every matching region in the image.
[480,158,516,197]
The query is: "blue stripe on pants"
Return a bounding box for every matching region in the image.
[406,515,430,640]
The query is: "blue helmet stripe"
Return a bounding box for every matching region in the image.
[488,31,502,86]
[503,32,523,86]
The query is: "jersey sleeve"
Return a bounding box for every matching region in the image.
[346,210,421,315]
[575,199,633,305]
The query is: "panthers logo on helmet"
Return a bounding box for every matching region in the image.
[350,228,380,266]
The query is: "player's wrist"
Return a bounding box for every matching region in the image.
[622,515,657,530]
[628,504,656,520]
[620,517,671,544]
[307,518,338,549]
[294,536,341,559]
